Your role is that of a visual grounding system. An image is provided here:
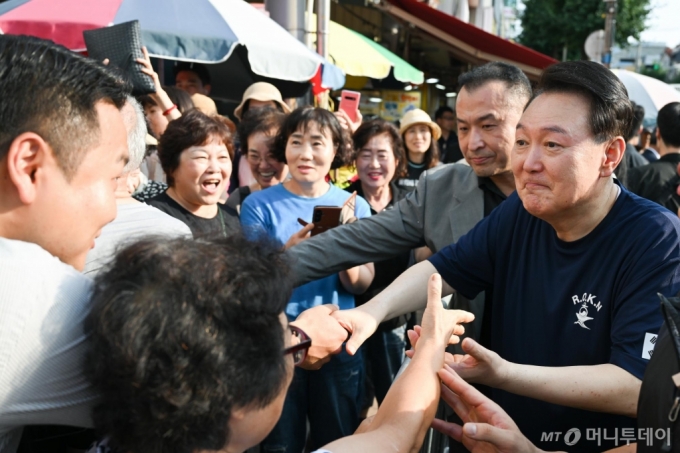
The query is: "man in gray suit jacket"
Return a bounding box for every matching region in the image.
[288,62,531,359]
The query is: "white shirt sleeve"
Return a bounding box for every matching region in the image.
[0,239,99,451]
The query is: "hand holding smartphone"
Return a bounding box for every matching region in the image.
[339,90,361,123]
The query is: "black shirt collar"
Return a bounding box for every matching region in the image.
[658,153,680,163]
[477,176,507,199]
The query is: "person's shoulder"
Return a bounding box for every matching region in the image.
[125,202,192,236]
[345,179,362,195]
[422,162,477,184]
[621,188,680,234]
[226,186,250,211]
[244,184,287,205]
[328,184,367,205]
[390,180,410,202]
[219,202,240,221]
[0,237,92,297]
[146,191,171,206]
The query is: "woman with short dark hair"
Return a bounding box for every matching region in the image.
[241,106,373,452]
[146,110,239,238]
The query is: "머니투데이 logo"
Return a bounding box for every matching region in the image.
[572,294,602,330]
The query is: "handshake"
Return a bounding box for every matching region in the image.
[290,282,475,371]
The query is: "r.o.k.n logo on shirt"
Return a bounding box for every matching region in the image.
[571,293,603,330]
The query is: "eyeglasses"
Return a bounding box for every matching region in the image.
[283,325,312,366]
[246,153,278,166]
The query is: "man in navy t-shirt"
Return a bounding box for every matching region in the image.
[333,61,680,452]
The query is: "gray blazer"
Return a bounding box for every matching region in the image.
[288,163,487,342]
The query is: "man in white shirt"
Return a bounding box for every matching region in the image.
[0,35,130,452]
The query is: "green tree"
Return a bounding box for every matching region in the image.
[519,0,651,60]
[639,66,666,81]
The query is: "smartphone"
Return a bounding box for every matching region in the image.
[310,206,342,236]
[339,90,361,123]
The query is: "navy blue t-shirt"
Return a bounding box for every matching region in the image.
[429,185,680,452]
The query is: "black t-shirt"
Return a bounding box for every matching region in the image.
[146,192,240,239]
[396,161,428,191]
[628,153,680,214]
[429,185,680,451]
[225,186,252,216]
[437,132,463,164]
[476,177,507,351]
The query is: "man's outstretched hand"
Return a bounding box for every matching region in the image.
[433,366,543,453]
[331,306,382,356]
[291,304,348,370]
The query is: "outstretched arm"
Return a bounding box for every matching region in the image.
[439,338,640,417]
[321,274,474,453]
[333,260,453,355]
[287,177,432,286]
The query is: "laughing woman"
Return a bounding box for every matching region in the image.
[241,107,374,453]
[226,107,288,215]
[147,110,240,238]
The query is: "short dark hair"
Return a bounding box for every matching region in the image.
[657,102,680,148]
[174,62,211,86]
[627,101,645,141]
[138,86,195,114]
[237,107,287,152]
[530,61,633,143]
[458,62,532,103]
[159,110,233,186]
[434,105,454,120]
[85,234,291,453]
[352,119,408,179]
[272,107,352,170]
[0,35,129,179]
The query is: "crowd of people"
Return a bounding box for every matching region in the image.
[2,30,680,453]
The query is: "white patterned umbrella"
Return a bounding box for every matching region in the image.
[612,69,680,127]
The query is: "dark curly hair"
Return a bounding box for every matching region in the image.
[158,109,234,186]
[237,106,287,152]
[271,106,352,170]
[352,119,407,180]
[85,234,292,453]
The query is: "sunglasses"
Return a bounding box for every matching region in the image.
[283,325,312,366]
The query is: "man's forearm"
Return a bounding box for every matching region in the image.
[322,339,444,453]
[288,200,426,286]
[499,363,640,417]
[358,261,450,323]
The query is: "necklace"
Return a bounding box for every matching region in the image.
[217,207,227,237]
